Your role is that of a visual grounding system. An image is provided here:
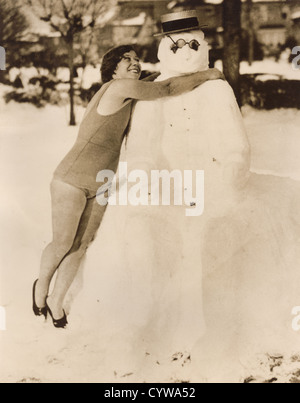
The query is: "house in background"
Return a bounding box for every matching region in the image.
[110,0,300,60]
[10,0,300,71]
[250,1,300,55]
[112,0,222,47]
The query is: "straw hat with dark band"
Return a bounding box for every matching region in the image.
[154,10,207,37]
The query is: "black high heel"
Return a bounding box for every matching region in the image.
[46,300,68,329]
[32,279,47,319]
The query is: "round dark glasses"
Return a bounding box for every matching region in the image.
[168,35,201,54]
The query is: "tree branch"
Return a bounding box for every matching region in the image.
[60,0,70,19]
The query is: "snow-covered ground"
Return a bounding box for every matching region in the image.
[0,84,300,383]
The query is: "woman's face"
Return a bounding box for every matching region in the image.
[113,51,142,80]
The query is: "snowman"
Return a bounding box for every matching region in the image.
[73,11,300,382]
[122,10,251,364]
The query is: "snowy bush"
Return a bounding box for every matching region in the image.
[3,67,300,110]
[4,88,46,108]
[241,74,300,110]
[4,74,68,108]
[79,82,102,105]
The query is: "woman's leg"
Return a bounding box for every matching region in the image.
[47,198,107,318]
[35,180,87,308]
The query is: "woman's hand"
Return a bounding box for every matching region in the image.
[205,68,225,81]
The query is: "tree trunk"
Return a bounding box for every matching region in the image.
[246,0,255,66]
[68,39,76,126]
[0,71,5,84]
[223,0,242,105]
[248,30,255,67]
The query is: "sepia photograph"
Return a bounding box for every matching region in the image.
[0,0,300,384]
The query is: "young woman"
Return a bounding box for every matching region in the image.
[32,45,224,328]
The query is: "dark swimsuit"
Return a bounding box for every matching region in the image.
[53,81,132,198]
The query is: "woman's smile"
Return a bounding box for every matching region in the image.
[128,66,141,75]
[128,66,141,77]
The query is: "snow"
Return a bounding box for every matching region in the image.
[215,58,300,81]
[255,74,280,81]
[1,85,300,382]
[291,11,300,20]
[22,5,61,39]
[240,59,300,81]
[242,106,300,181]
[96,9,118,27]
[78,66,101,89]
[114,12,146,26]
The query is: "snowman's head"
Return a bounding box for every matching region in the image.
[158,30,209,76]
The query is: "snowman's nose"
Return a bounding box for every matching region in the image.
[181,46,192,60]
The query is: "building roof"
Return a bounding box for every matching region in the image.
[113,12,147,26]
[292,11,300,20]
[21,5,60,41]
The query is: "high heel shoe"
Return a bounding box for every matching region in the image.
[32,279,47,319]
[46,300,68,329]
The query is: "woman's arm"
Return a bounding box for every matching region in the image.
[108,68,224,102]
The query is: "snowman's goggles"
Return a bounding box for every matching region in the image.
[168,35,201,54]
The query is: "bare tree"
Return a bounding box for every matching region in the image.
[223,0,242,105]
[0,0,29,45]
[0,0,29,81]
[27,0,116,126]
[245,0,255,66]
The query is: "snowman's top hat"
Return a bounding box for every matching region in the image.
[154,10,207,37]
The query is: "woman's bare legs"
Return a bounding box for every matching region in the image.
[46,196,107,319]
[35,180,87,308]
[35,178,107,320]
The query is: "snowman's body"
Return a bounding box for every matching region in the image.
[123,32,251,354]
[153,79,250,211]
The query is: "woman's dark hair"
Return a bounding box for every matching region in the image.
[101,45,137,83]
